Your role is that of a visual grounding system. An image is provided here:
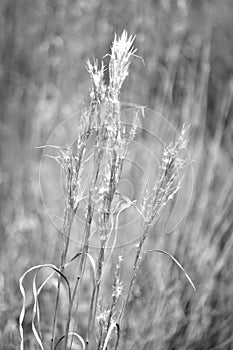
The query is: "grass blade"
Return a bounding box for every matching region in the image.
[143,249,196,291]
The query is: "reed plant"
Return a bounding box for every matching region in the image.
[19,30,194,350]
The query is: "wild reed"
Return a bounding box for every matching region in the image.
[19,30,194,350]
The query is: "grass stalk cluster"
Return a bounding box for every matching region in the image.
[19,31,194,350]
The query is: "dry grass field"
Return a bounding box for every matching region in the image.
[1,1,233,349]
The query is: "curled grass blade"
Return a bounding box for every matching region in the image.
[32,270,43,350]
[19,264,72,350]
[54,332,86,350]
[37,271,55,295]
[143,249,196,291]
[103,322,120,350]
[65,251,96,283]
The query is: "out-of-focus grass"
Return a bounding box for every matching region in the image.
[1,0,233,349]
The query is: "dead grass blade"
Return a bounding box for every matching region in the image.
[19,264,71,350]
[143,249,196,291]
[54,332,86,350]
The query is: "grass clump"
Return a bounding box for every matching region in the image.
[19,31,194,350]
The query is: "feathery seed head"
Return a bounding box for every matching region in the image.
[143,124,190,224]
[108,30,136,100]
[87,58,106,103]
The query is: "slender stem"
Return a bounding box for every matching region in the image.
[67,196,95,350]
[102,271,119,350]
[51,205,75,350]
[119,224,149,326]
[86,242,106,349]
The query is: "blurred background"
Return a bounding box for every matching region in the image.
[0,0,233,349]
